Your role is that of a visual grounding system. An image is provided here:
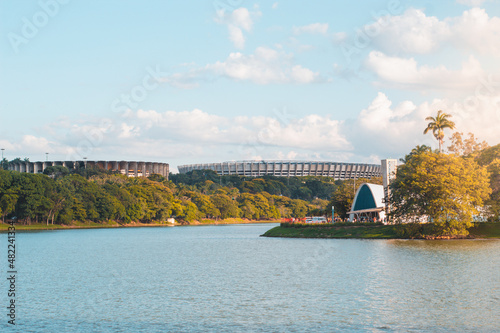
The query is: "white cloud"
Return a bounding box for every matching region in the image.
[358,92,416,131]
[228,25,246,49]
[366,8,450,54]
[450,7,500,54]
[21,135,52,153]
[41,108,350,163]
[343,93,431,157]
[272,2,278,9]
[159,47,323,86]
[290,65,318,83]
[128,109,350,151]
[293,23,329,35]
[419,90,500,147]
[118,123,139,139]
[347,90,500,157]
[215,7,262,49]
[207,47,323,84]
[366,51,484,91]
[364,7,500,55]
[3,135,66,160]
[0,140,16,152]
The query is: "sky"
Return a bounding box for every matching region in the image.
[1,0,500,172]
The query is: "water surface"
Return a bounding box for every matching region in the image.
[2,224,499,332]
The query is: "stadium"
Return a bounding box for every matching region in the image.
[178,160,381,180]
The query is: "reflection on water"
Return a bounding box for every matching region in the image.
[388,238,500,251]
[2,224,499,332]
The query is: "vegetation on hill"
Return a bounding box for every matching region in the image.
[0,167,331,225]
[170,170,338,201]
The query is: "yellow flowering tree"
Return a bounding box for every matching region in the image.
[390,149,491,236]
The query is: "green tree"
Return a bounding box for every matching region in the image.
[0,170,16,222]
[184,191,218,218]
[43,166,70,179]
[423,110,456,153]
[211,192,240,219]
[399,145,433,163]
[179,200,198,222]
[44,179,70,225]
[11,173,48,224]
[390,149,491,236]
[0,158,9,170]
[484,158,500,221]
[290,199,308,218]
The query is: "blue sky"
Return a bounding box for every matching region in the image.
[1,0,500,172]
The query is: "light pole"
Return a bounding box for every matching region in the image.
[83,157,87,169]
[1,148,4,170]
[46,152,49,161]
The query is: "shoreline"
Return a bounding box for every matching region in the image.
[0,218,279,232]
[261,223,500,239]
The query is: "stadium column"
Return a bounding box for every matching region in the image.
[133,162,138,177]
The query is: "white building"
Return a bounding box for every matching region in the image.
[348,183,386,222]
[348,159,398,223]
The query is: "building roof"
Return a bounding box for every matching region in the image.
[349,183,385,213]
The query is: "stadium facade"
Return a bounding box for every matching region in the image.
[178,160,381,180]
[8,160,169,179]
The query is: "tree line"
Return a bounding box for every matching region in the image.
[0,167,329,225]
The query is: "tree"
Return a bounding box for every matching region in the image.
[183,191,218,219]
[423,110,456,153]
[211,192,240,219]
[399,145,433,163]
[483,158,500,221]
[447,132,489,156]
[11,173,47,224]
[290,199,308,218]
[43,166,70,179]
[390,149,491,236]
[0,158,8,170]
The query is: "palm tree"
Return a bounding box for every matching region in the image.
[423,110,455,153]
[399,145,432,163]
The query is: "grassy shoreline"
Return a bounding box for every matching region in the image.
[261,222,500,239]
[0,218,279,232]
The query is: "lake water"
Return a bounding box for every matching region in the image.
[2,223,499,332]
